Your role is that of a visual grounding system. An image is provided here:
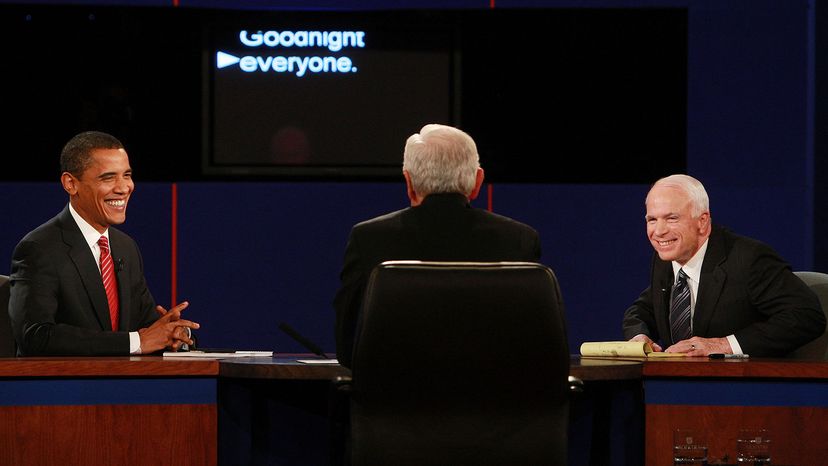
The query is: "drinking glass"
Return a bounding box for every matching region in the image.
[673,429,708,465]
[736,429,771,464]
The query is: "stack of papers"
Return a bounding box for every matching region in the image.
[162,350,273,358]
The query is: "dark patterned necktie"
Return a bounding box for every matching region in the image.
[669,269,691,343]
[98,236,120,331]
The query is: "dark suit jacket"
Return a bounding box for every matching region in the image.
[622,225,824,356]
[333,193,542,367]
[9,206,158,356]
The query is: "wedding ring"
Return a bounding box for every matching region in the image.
[690,344,696,350]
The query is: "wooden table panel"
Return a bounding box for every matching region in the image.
[0,404,216,466]
[646,404,828,466]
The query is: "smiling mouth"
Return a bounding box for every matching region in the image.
[657,239,676,247]
[105,199,126,207]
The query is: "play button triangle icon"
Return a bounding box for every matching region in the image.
[217,51,241,69]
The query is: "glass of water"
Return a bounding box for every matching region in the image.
[736,429,771,464]
[673,429,708,465]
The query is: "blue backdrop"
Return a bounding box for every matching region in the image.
[0,0,821,354]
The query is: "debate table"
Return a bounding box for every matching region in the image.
[2,355,826,466]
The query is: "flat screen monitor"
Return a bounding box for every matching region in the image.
[202,11,456,178]
[202,8,687,182]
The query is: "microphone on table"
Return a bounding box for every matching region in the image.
[278,322,331,359]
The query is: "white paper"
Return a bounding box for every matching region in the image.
[297,359,340,364]
[162,350,273,358]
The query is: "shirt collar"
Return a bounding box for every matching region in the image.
[68,202,109,249]
[419,192,471,208]
[672,238,709,285]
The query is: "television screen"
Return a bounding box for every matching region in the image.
[202,8,687,182]
[203,11,456,178]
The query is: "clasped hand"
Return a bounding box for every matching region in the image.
[629,334,732,356]
[137,301,200,354]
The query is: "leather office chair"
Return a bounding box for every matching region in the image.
[341,261,571,466]
[788,271,828,359]
[0,275,16,357]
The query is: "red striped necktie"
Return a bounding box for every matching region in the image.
[98,236,120,331]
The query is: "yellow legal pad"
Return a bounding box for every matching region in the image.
[579,341,687,358]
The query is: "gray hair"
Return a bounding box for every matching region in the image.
[402,124,480,197]
[651,174,710,217]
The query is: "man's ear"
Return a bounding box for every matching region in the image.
[403,170,421,206]
[61,172,77,195]
[697,211,712,234]
[468,168,485,201]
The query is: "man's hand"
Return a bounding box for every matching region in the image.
[665,336,731,356]
[629,334,662,352]
[137,301,199,354]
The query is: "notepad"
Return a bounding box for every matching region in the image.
[579,341,686,358]
[162,350,273,358]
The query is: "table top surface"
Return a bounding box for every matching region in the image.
[1,354,826,380]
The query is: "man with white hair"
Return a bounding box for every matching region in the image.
[623,174,824,357]
[333,124,541,368]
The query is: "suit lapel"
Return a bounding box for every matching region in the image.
[109,230,131,332]
[653,260,675,345]
[58,208,113,331]
[693,228,727,336]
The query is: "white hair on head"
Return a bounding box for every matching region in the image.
[402,124,480,197]
[652,174,710,217]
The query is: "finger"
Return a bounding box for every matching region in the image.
[169,301,190,314]
[174,319,200,330]
[174,327,194,343]
[155,305,168,317]
[155,308,181,324]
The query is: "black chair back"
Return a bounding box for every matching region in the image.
[0,275,15,357]
[789,271,828,359]
[350,261,570,466]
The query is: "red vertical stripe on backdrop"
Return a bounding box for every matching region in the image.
[490,0,496,8]
[172,0,179,6]
[487,183,493,212]
[171,183,178,307]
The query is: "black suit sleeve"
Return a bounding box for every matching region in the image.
[622,287,658,341]
[332,227,364,368]
[732,242,825,356]
[622,255,665,344]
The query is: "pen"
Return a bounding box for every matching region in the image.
[709,353,750,359]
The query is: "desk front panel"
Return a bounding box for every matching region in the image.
[0,358,219,466]
[643,359,828,466]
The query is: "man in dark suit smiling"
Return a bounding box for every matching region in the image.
[9,131,198,356]
[623,174,824,357]
[333,124,542,368]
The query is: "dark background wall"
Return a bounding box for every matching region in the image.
[1,0,823,354]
